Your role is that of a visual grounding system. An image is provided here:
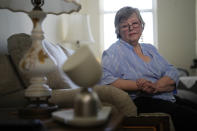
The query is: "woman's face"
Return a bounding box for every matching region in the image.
[119,13,143,45]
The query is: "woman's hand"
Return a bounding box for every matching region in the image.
[136,79,147,90]
[153,76,176,93]
[136,79,155,93]
[136,76,176,94]
[142,81,156,93]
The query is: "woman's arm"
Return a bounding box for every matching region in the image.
[153,76,176,93]
[135,77,175,94]
[150,44,179,87]
[111,76,176,93]
[111,78,139,91]
[111,78,157,93]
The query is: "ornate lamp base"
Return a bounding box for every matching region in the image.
[18,97,58,119]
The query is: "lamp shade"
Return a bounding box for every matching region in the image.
[65,14,95,45]
[0,0,81,15]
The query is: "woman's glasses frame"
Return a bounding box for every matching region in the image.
[120,21,141,31]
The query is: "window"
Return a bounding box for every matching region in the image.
[103,0,157,50]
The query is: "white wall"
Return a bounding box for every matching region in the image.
[0,10,32,54]
[0,9,64,54]
[157,0,196,74]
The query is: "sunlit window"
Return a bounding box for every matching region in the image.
[103,0,156,50]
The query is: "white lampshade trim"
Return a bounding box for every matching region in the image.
[0,0,81,15]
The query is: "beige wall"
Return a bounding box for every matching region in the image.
[0,0,196,75]
[157,0,196,74]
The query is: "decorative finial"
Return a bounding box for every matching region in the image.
[31,0,44,10]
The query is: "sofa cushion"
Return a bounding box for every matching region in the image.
[42,40,78,89]
[0,55,23,96]
[7,33,32,87]
[177,79,197,104]
[7,33,78,90]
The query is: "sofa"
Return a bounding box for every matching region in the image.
[0,33,175,131]
[0,33,137,115]
[176,69,197,104]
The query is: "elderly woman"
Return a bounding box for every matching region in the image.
[99,6,197,131]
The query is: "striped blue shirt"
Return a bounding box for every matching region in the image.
[99,39,179,102]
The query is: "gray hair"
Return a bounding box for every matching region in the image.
[114,6,145,38]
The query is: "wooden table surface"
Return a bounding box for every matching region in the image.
[0,108,124,131]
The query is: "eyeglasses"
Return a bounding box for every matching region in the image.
[120,22,140,31]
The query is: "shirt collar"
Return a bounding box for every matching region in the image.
[119,39,145,50]
[119,39,134,50]
[118,39,149,55]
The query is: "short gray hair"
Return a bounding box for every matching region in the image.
[114,6,145,38]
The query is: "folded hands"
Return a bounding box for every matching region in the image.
[136,78,173,94]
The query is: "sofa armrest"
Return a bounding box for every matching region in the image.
[0,55,24,96]
[93,85,137,117]
[50,85,137,117]
[49,88,80,108]
[0,90,27,108]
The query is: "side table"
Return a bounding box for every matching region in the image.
[121,113,170,131]
[0,108,124,131]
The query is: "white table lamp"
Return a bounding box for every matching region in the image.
[0,0,81,118]
[64,14,95,49]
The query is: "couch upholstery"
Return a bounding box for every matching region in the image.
[0,33,175,131]
[176,72,197,104]
[0,54,27,107]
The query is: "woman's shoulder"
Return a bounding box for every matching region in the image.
[105,40,122,53]
[102,40,124,60]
